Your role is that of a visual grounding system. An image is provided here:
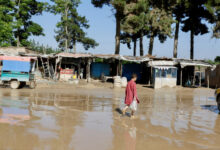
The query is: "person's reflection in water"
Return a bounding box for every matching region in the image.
[122,120,137,150]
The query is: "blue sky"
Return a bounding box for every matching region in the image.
[31,0,220,60]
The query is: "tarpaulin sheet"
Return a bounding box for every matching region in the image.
[91,63,110,78]
[122,64,142,81]
[2,60,31,72]
[0,56,36,61]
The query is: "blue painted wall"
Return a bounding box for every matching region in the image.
[122,64,141,81]
[91,63,110,78]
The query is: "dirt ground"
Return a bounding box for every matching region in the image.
[0,81,218,150]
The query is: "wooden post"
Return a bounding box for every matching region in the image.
[58,57,62,80]
[193,67,195,86]
[54,57,58,80]
[36,58,39,71]
[47,57,51,78]
[116,60,119,76]
[150,66,152,85]
[119,60,122,77]
[199,67,202,87]
[78,61,81,79]
[86,58,91,82]
[207,73,210,88]
[180,67,183,86]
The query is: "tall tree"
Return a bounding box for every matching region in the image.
[92,0,126,54]
[0,0,14,47]
[172,0,185,58]
[120,33,139,56]
[147,7,174,55]
[52,0,98,52]
[121,0,149,56]
[12,0,45,47]
[206,0,220,38]
[182,0,212,59]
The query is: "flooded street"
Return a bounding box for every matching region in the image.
[0,84,219,150]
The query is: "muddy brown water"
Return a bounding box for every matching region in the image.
[0,85,219,150]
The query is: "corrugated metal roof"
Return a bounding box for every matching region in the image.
[174,59,213,67]
[57,53,92,58]
[0,56,37,61]
[93,54,150,62]
[148,60,176,66]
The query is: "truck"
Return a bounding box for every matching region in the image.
[0,56,36,89]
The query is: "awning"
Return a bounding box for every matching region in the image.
[173,59,213,68]
[148,60,176,67]
[154,66,177,69]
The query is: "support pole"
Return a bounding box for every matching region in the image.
[199,67,202,87]
[180,67,183,86]
[193,67,195,86]
[36,58,39,71]
[58,57,62,80]
[78,62,81,79]
[86,58,91,82]
[208,73,210,88]
[119,60,122,77]
[54,57,58,80]
[116,60,119,76]
[150,66,152,85]
[47,57,51,78]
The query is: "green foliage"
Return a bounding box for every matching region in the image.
[28,39,61,54]
[147,7,174,42]
[120,0,174,55]
[12,0,45,47]
[0,0,14,47]
[215,56,220,63]
[181,0,212,36]
[0,0,45,47]
[205,56,220,64]
[51,0,98,52]
[206,0,220,38]
[94,58,104,63]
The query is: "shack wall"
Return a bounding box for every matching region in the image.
[154,78,177,89]
[91,63,110,78]
[205,64,220,88]
[122,63,142,82]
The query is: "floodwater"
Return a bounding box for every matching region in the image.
[0,85,219,150]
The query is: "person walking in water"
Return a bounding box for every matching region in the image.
[122,74,140,118]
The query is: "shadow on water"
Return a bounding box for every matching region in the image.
[201,105,220,114]
[115,108,131,117]
[142,85,153,89]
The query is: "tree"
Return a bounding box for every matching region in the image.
[181,0,213,59]
[147,7,174,55]
[215,56,220,63]
[0,1,14,46]
[12,0,45,47]
[121,0,149,56]
[120,33,139,56]
[28,39,59,54]
[52,0,98,52]
[92,0,126,54]
[206,0,220,38]
[172,0,185,58]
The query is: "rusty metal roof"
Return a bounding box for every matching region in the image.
[57,52,92,58]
